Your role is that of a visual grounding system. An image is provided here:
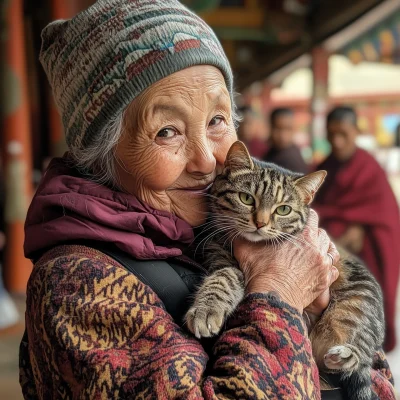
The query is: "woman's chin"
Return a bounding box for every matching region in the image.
[174,202,209,227]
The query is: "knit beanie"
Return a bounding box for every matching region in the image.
[39,0,234,153]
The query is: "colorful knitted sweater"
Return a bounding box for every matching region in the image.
[20,157,396,399]
[19,245,396,399]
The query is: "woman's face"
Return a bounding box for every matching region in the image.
[115,65,237,226]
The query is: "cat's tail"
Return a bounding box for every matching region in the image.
[340,367,378,400]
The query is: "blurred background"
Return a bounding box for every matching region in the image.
[1,0,400,398]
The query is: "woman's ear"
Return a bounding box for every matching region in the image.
[294,170,327,205]
[224,141,254,170]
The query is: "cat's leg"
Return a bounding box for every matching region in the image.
[340,367,379,400]
[324,345,376,400]
[310,258,384,400]
[312,319,377,400]
[323,344,361,371]
[185,241,245,338]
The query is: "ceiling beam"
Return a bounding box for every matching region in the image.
[200,8,265,28]
[236,0,384,90]
[323,0,400,52]
[311,0,382,40]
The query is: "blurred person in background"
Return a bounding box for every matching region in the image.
[237,106,269,160]
[264,107,308,173]
[314,106,400,352]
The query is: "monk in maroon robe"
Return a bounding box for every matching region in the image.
[314,106,400,351]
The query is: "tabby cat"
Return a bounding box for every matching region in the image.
[186,141,385,400]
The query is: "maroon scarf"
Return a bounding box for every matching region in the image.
[24,156,194,261]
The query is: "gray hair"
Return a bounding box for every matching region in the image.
[71,111,125,188]
[71,102,241,188]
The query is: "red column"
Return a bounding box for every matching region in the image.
[1,0,34,293]
[310,47,330,162]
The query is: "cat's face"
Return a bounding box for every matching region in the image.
[210,141,326,243]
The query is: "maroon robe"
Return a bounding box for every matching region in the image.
[314,148,400,351]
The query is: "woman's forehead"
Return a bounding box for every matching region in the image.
[149,66,227,97]
[125,66,231,123]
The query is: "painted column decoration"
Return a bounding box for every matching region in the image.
[310,47,330,162]
[0,0,34,293]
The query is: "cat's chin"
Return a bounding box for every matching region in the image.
[242,232,271,243]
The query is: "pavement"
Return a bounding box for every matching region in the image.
[0,292,399,400]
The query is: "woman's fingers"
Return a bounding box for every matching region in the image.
[328,241,340,265]
[329,266,339,284]
[317,228,331,254]
[306,288,331,316]
[306,209,319,237]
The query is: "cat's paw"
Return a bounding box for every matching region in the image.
[185,304,226,339]
[324,345,359,372]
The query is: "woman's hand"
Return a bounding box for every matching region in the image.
[234,210,339,314]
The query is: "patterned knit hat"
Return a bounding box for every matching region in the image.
[39,0,233,152]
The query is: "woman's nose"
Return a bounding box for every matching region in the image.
[186,140,216,176]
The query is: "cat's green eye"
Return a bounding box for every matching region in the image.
[239,192,255,206]
[275,205,292,216]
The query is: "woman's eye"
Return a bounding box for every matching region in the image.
[209,116,224,127]
[239,192,255,206]
[275,205,292,216]
[156,128,177,138]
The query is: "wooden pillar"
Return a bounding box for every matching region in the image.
[310,47,330,159]
[0,0,34,293]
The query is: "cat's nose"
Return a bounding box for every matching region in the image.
[256,221,266,229]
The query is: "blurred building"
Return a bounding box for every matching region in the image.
[1,1,400,397]
[1,0,400,289]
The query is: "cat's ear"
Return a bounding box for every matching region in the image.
[294,170,327,205]
[224,141,254,170]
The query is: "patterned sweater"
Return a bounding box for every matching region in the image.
[19,245,395,399]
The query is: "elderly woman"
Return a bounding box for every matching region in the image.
[20,1,395,399]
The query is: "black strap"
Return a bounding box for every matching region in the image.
[95,243,204,325]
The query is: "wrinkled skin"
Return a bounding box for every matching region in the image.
[235,210,339,314]
[115,65,236,227]
[115,65,338,317]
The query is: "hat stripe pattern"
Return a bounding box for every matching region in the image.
[39,0,233,151]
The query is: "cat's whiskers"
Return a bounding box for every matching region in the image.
[194,225,237,258]
[229,231,243,256]
[190,221,232,247]
[277,233,303,250]
[222,229,243,250]
[278,231,312,249]
[193,224,237,249]
[193,216,244,236]
[193,221,240,235]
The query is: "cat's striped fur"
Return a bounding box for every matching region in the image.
[185,141,385,400]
